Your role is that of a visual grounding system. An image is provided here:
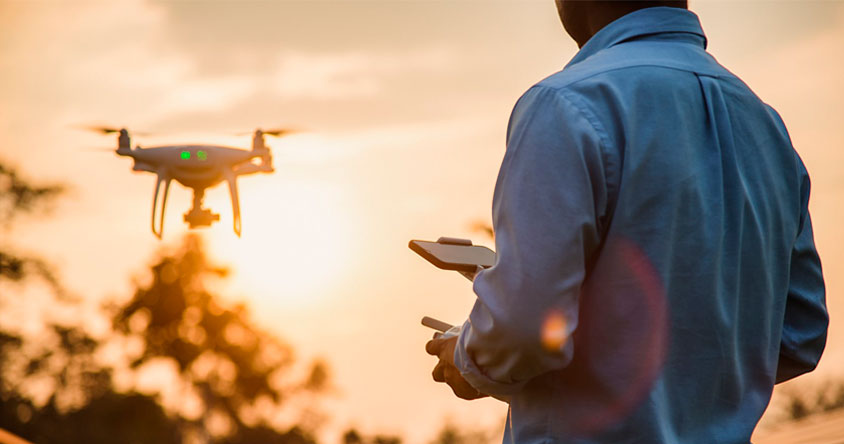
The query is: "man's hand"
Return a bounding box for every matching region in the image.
[426,335,488,400]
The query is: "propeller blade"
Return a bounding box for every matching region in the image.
[236,128,300,137]
[75,125,152,136]
[81,125,122,135]
[263,128,298,137]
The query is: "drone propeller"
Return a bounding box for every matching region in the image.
[77,125,151,136]
[90,126,120,134]
[236,127,299,137]
[262,128,298,137]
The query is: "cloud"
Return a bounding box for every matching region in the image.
[273,49,454,100]
[0,0,264,129]
[735,3,844,181]
[158,75,257,115]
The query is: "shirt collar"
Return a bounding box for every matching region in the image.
[565,7,707,69]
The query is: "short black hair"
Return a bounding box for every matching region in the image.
[609,0,688,10]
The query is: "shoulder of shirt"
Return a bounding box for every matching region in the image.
[533,40,737,94]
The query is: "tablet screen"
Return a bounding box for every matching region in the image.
[409,240,496,271]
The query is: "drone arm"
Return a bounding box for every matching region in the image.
[151,173,171,239]
[132,161,156,173]
[232,161,272,176]
[224,170,242,237]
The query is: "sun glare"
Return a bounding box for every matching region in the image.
[206,176,358,313]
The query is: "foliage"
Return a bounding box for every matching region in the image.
[341,428,403,444]
[10,392,182,444]
[0,159,501,444]
[0,234,329,443]
[0,161,63,290]
[341,420,498,444]
[781,380,844,421]
[110,234,330,441]
[0,162,63,226]
[428,422,494,444]
[0,159,327,443]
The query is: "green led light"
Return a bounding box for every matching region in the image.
[197,150,207,161]
[180,151,190,160]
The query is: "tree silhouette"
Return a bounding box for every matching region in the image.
[0,159,328,443]
[0,159,499,444]
[0,161,63,290]
[341,428,402,444]
[779,380,844,421]
[0,160,141,442]
[111,234,329,443]
[427,422,495,444]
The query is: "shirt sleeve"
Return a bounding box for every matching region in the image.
[776,161,828,384]
[454,85,611,396]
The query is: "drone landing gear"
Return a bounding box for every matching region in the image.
[184,189,220,229]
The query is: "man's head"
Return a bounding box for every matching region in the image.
[556,1,688,48]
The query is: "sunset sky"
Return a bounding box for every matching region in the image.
[1,1,843,442]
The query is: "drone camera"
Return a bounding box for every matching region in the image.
[184,207,220,228]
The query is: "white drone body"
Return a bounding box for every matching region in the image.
[101,127,289,239]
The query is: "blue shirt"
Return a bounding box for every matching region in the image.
[454,7,828,444]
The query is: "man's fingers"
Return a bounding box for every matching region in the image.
[427,335,457,366]
[426,335,486,400]
[443,365,458,382]
[437,346,453,364]
[426,338,444,355]
[443,366,486,400]
[432,361,446,383]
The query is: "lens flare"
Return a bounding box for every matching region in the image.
[541,310,569,352]
[549,237,669,438]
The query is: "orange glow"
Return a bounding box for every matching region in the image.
[541,310,569,352]
[2,2,843,442]
[207,176,358,311]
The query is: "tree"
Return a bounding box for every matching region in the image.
[0,159,329,443]
[111,234,329,443]
[0,160,97,442]
[428,422,495,444]
[0,162,63,289]
[341,428,402,444]
[780,380,844,421]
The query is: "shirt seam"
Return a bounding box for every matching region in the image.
[543,85,616,234]
[496,86,558,201]
[547,63,729,93]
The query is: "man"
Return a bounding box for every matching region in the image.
[426,2,828,443]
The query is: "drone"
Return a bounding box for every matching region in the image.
[89,126,293,239]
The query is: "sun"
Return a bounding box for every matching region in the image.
[204,173,358,312]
